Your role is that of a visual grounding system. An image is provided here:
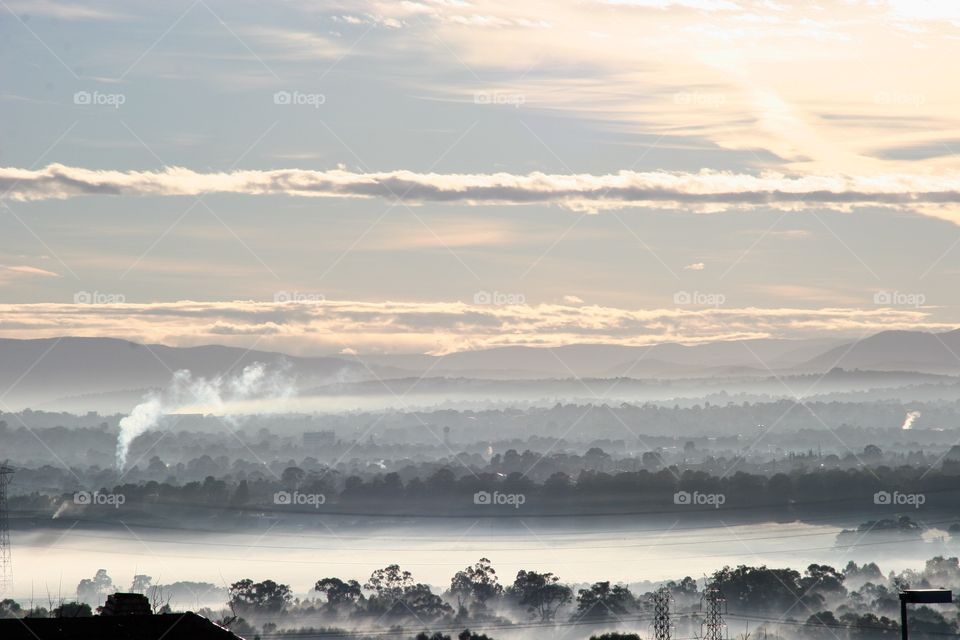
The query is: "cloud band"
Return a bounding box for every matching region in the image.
[4,164,960,215]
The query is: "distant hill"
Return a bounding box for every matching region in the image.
[6,331,956,413]
[349,338,844,379]
[0,337,379,409]
[798,330,960,374]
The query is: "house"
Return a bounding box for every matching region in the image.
[0,593,245,640]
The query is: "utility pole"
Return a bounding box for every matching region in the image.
[652,586,674,640]
[0,462,14,592]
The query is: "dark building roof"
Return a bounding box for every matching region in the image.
[102,593,152,616]
[0,612,245,640]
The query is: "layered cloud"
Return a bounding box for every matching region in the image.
[4,163,960,220]
[0,299,947,355]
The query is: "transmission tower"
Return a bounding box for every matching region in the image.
[652,586,675,640]
[0,462,13,592]
[699,581,727,640]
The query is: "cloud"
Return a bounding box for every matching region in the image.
[684,262,706,270]
[562,295,585,304]
[3,0,128,21]
[6,164,960,221]
[355,0,960,174]
[0,264,60,278]
[0,299,948,355]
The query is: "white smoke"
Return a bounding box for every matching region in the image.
[116,362,295,469]
[901,410,922,430]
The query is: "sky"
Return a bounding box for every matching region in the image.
[2,0,960,355]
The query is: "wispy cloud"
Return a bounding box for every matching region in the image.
[0,264,61,279]
[7,164,960,220]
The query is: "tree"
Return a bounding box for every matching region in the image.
[802,611,840,639]
[801,564,846,598]
[575,581,634,620]
[228,579,292,617]
[509,570,573,622]
[0,599,23,618]
[366,565,415,602]
[862,445,883,461]
[231,480,250,507]
[905,606,955,637]
[130,574,153,593]
[53,602,92,618]
[715,565,823,613]
[315,577,363,613]
[281,467,306,489]
[839,612,899,640]
[404,583,454,621]
[666,576,698,599]
[364,565,450,622]
[449,558,503,610]
[76,569,113,604]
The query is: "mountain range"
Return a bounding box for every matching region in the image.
[0,329,958,411]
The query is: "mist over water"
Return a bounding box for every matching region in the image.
[8,519,929,604]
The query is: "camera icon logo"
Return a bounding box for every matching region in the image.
[273,91,292,105]
[473,291,492,305]
[274,291,292,303]
[74,491,92,505]
[873,291,892,304]
[473,491,492,505]
[73,91,92,105]
[274,491,292,505]
[873,491,892,505]
[74,291,92,304]
[673,491,691,505]
[673,291,692,305]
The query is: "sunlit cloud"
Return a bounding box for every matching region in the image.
[0,265,61,279]
[7,163,960,221]
[0,300,947,355]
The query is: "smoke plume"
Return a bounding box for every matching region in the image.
[116,362,295,469]
[901,410,922,430]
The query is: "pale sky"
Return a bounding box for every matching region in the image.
[2,0,960,354]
